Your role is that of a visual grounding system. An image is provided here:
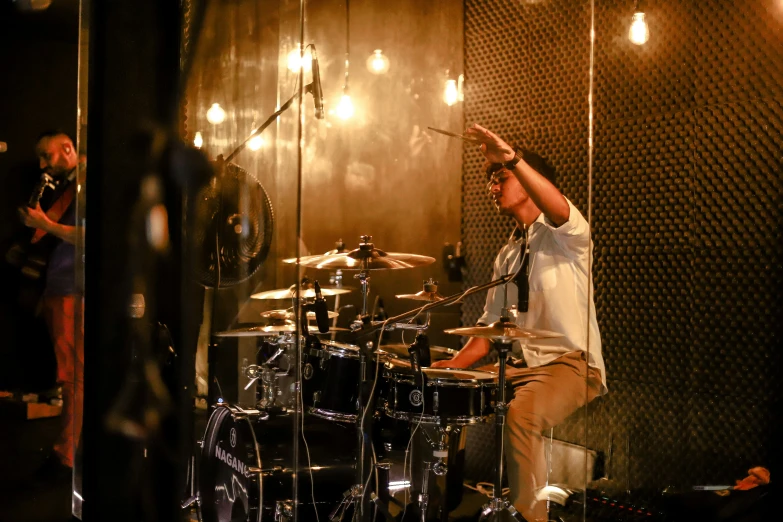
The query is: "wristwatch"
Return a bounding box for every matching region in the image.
[502,150,524,170]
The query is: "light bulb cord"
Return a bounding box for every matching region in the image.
[344,0,350,92]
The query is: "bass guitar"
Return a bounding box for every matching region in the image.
[5,173,61,311]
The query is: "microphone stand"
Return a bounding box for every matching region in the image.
[223,82,318,163]
[348,273,516,342]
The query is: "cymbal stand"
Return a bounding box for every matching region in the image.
[479,330,524,521]
[331,261,388,522]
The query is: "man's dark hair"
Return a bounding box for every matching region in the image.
[485,149,558,187]
[35,129,75,145]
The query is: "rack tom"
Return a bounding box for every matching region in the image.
[302,340,388,423]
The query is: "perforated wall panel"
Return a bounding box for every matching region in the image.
[462,0,783,491]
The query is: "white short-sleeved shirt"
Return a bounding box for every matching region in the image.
[478,198,607,391]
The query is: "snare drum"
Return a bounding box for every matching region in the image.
[301,340,388,423]
[381,361,497,425]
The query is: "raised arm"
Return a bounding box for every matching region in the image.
[465,123,570,227]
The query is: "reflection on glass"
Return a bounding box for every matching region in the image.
[629,12,650,45]
[366,49,390,74]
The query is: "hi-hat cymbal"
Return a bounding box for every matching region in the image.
[379,343,459,362]
[445,320,564,342]
[285,237,435,270]
[260,308,339,321]
[395,290,446,302]
[214,323,349,337]
[251,284,352,300]
[395,278,448,302]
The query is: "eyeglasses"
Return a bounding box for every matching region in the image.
[485,166,510,191]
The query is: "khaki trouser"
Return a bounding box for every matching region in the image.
[483,351,603,522]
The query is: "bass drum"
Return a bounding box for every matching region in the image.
[199,405,356,522]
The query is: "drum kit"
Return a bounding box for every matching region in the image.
[196,236,562,522]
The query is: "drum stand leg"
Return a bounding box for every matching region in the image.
[478,340,524,522]
[418,461,433,522]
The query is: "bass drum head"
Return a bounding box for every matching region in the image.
[199,406,357,522]
[199,406,262,522]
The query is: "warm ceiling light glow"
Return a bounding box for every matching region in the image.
[629,12,650,45]
[443,79,459,106]
[336,94,355,120]
[247,134,264,151]
[366,49,390,74]
[206,103,226,125]
[193,131,203,149]
[287,46,313,73]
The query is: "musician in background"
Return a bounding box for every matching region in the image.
[18,130,84,476]
[433,124,606,521]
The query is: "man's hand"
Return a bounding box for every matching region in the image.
[431,358,468,369]
[18,204,51,230]
[464,123,516,164]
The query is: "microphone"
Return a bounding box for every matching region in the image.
[313,280,330,333]
[412,333,431,367]
[310,46,325,120]
[128,293,146,319]
[516,228,530,313]
[408,334,429,388]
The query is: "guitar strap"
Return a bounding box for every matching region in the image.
[30,182,76,244]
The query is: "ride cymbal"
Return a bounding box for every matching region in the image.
[445,320,563,342]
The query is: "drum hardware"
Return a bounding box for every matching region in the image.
[293,236,436,522]
[443,266,563,521]
[275,500,293,522]
[418,461,433,522]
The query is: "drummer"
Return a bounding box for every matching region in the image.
[432,124,607,522]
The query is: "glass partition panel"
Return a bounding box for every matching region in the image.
[72,1,90,516]
[183,0,309,520]
[183,1,599,521]
[586,1,781,521]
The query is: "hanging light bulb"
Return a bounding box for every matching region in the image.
[628,4,649,45]
[287,45,312,73]
[247,134,264,151]
[193,131,203,149]
[443,79,459,106]
[366,49,390,74]
[206,103,226,125]
[336,92,355,120]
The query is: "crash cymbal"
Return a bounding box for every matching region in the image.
[286,236,435,270]
[379,343,459,362]
[445,320,564,342]
[250,284,352,300]
[214,323,349,337]
[260,308,339,321]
